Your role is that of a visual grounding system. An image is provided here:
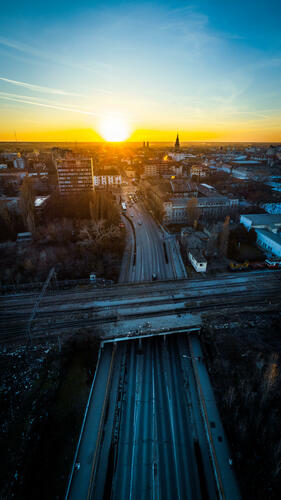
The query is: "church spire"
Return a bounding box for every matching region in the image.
[175,133,180,151]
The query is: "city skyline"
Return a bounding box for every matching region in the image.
[1,1,281,142]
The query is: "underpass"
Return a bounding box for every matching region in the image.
[66,333,234,500]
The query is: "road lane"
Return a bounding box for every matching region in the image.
[123,200,187,282]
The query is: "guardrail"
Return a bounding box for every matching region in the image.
[86,343,117,500]
[188,337,225,500]
[65,345,103,500]
[122,213,136,266]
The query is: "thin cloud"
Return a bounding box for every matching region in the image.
[0,35,113,79]
[0,91,132,122]
[0,92,100,116]
[0,76,112,97]
[0,77,88,97]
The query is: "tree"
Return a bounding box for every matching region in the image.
[20,177,35,232]
[0,203,15,235]
[219,215,230,256]
[186,197,199,226]
[78,220,122,253]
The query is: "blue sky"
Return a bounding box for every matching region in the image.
[0,1,281,141]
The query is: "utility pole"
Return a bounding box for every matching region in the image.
[26,267,56,344]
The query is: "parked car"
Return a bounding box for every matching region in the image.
[265,259,281,269]
[249,261,266,270]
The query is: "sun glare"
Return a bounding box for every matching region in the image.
[99,115,130,142]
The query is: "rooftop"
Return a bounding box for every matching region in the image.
[200,183,215,190]
[241,214,281,226]
[188,248,207,263]
[256,229,281,246]
[34,195,50,207]
[170,179,197,193]
[95,168,119,176]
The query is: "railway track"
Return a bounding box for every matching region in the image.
[1,277,280,318]
[1,287,280,345]
[1,270,280,312]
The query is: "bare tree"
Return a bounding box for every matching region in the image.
[20,177,35,232]
[262,352,279,400]
[78,220,121,251]
[219,215,230,256]
[0,202,15,233]
[186,197,199,226]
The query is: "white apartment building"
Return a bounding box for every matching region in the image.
[94,174,122,187]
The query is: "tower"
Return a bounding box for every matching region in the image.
[175,133,180,151]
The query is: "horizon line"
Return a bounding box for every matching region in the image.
[1,140,281,144]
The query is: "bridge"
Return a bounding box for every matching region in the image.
[2,200,280,499]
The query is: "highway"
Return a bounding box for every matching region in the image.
[68,334,221,500]
[119,201,187,282]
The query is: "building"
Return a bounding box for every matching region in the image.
[13,157,25,169]
[175,133,180,151]
[144,162,183,177]
[198,183,217,196]
[255,229,281,257]
[170,179,197,199]
[163,196,237,224]
[125,168,136,178]
[240,214,281,258]
[144,163,157,176]
[190,165,209,178]
[240,214,281,233]
[56,158,94,194]
[266,145,281,167]
[168,152,189,162]
[16,232,32,243]
[93,169,122,187]
[188,249,207,272]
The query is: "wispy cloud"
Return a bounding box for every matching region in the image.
[0,91,100,116]
[0,35,112,77]
[0,77,88,97]
[0,76,112,97]
[0,91,133,122]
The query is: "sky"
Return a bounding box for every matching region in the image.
[0,0,281,142]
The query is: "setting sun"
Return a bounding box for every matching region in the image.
[99,115,130,142]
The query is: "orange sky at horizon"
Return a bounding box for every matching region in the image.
[1,127,280,143]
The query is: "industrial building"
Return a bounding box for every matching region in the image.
[240,214,281,257]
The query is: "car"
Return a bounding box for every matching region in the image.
[152,273,157,281]
[138,220,142,225]
[130,213,134,217]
